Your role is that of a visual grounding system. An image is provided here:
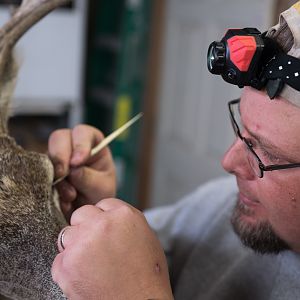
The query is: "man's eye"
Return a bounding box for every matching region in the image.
[261,149,281,163]
[249,139,281,163]
[246,138,255,148]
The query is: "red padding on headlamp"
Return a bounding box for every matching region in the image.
[227,36,257,72]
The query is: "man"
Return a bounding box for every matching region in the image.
[51,3,300,299]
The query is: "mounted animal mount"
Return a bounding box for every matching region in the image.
[0,0,71,299]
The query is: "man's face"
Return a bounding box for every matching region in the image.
[222,87,300,253]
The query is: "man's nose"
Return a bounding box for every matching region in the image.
[221,138,256,180]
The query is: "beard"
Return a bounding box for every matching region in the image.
[231,198,290,254]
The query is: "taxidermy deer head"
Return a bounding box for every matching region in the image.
[0,1,70,299]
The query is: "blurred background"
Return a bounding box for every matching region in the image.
[0,0,296,209]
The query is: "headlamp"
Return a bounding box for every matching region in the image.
[207,27,300,99]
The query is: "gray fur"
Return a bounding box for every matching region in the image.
[0,136,67,299]
[0,1,70,299]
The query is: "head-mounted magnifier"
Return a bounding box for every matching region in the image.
[207,27,300,99]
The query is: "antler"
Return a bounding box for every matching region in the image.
[1,0,70,46]
[0,0,71,133]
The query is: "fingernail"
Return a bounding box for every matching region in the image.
[71,151,83,164]
[62,182,76,195]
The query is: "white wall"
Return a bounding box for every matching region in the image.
[150,0,275,207]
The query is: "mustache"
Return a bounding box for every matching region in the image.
[236,180,260,203]
[231,197,290,254]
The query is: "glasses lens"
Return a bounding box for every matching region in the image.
[244,142,263,178]
[229,100,263,178]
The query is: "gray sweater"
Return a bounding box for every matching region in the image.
[145,176,300,300]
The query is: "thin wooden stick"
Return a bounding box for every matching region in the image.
[52,112,143,186]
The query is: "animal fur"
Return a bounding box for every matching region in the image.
[0,1,71,299]
[0,134,67,299]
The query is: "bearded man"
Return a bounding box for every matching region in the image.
[50,3,300,299]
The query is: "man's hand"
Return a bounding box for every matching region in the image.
[48,125,117,220]
[51,199,173,300]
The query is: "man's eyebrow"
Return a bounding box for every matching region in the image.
[243,123,284,154]
[238,102,279,151]
[239,101,294,160]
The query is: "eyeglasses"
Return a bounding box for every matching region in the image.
[228,98,300,178]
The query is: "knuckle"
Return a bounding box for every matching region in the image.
[96,197,111,206]
[49,128,69,144]
[73,124,95,137]
[118,205,146,224]
[51,254,63,283]
[48,129,70,164]
[73,124,105,140]
[136,208,146,219]
[77,204,96,216]
[62,251,78,272]
[51,266,58,283]
[119,204,135,217]
[99,131,105,140]
[52,254,76,298]
[94,217,111,234]
[70,204,97,224]
[73,124,87,133]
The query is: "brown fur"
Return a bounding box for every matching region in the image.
[0,1,70,299]
[0,135,67,299]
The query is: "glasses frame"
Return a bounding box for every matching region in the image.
[228,98,300,178]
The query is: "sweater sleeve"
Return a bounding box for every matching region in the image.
[144,176,237,286]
